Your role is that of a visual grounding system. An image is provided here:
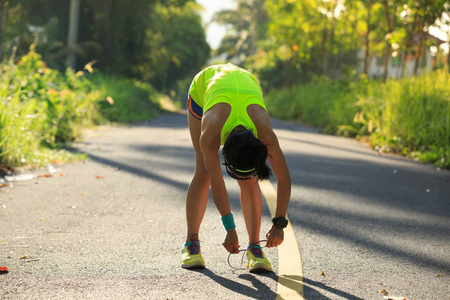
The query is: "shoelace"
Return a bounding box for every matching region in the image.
[227,240,267,270]
[186,240,201,255]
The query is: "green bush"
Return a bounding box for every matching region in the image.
[1,46,165,170]
[265,77,358,134]
[0,46,101,169]
[265,71,450,169]
[89,72,162,123]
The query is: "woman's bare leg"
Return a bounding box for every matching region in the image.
[238,178,263,245]
[186,112,211,242]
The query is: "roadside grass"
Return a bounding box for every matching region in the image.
[0,47,162,172]
[0,46,98,170]
[265,70,450,169]
[89,72,162,124]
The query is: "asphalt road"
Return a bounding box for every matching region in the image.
[1,113,449,300]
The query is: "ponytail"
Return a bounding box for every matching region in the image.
[222,130,272,180]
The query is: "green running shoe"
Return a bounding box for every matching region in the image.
[181,240,205,269]
[246,244,272,273]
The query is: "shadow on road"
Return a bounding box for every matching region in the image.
[188,269,364,300]
[272,118,450,274]
[73,114,449,298]
[281,149,450,271]
[189,268,277,299]
[86,152,190,192]
[289,200,450,271]
[278,275,364,300]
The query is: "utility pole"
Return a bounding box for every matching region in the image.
[66,0,80,69]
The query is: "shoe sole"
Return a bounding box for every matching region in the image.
[181,263,205,269]
[247,263,272,273]
[249,267,272,273]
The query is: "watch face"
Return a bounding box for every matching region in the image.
[275,217,288,228]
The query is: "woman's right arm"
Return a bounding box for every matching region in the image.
[200,133,240,253]
[200,133,230,216]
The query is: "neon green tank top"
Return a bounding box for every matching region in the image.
[189,64,267,145]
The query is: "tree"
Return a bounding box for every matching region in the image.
[325,0,338,77]
[0,0,5,62]
[364,0,372,75]
[410,0,448,75]
[81,0,157,76]
[445,3,450,72]
[143,2,210,90]
[382,0,398,82]
[1,0,208,90]
[257,0,321,86]
[65,0,80,69]
[213,0,268,64]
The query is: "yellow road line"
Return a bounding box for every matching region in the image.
[259,180,305,300]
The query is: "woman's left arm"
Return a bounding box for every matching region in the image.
[259,129,291,248]
[268,131,291,215]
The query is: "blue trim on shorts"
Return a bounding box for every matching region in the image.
[188,94,203,120]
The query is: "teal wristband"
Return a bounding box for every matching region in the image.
[221,213,236,231]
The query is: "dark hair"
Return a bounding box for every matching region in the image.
[222,129,272,180]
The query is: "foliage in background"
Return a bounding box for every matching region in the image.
[90,72,162,123]
[0,1,204,171]
[0,46,165,170]
[0,46,100,169]
[143,2,210,91]
[265,70,450,168]
[0,0,210,92]
[233,0,449,89]
[213,0,268,62]
[1,0,449,171]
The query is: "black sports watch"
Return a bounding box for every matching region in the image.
[272,216,288,229]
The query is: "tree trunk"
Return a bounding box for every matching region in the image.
[317,27,328,75]
[66,0,80,69]
[326,0,337,77]
[413,27,424,76]
[400,52,406,78]
[363,0,372,75]
[334,40,343,77]
[326,31,335,77]
[448,39,450,74]
[326,21,336,77]
[0,0,5,63]
[382,0,395,83]
[347,18,358,67]
[383,42,391,81]
[317,0,331,75]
